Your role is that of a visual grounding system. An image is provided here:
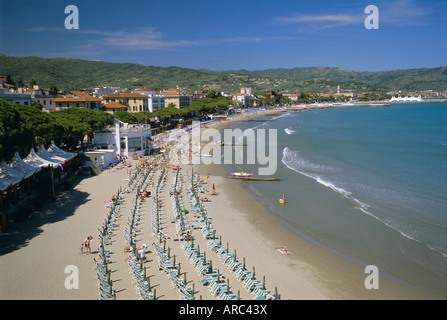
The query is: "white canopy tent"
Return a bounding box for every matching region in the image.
[8,152,41,180]
[1,143,76,193]
[47,141,76,160]
[37,144,66,164]
[24,148,60,168]
[0,161,24,191]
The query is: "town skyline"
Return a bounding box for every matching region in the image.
[1,0,446,72]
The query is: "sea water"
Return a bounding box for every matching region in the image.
[223,103,447,298]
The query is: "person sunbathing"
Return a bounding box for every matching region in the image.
[124,245,134,253]
[277,248,292,255]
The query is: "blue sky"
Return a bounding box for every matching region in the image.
[0,0,446,71]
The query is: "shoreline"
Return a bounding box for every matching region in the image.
[0,107,441,300]
[201,109,441,299]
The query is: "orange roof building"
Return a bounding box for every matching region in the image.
[103,101,129,114]
[53,93,102,111]
[102,92,149,113]
[159,88,191,109]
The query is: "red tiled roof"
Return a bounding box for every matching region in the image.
[53,96,102,102]
[134,88,155,92]
[103,92,147,98]
[103,102,128,109]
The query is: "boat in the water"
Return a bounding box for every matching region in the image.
[231,172,253,178]
[389,95,423,102]
[279,194,285,204]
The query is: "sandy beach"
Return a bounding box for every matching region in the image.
[0,109,439,300]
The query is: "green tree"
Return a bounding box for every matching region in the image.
[32,101,43,110]
[5,75,15,86]
[113,111,138,124]
[0,100,32,161]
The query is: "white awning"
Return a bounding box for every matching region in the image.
[0,161,23,191]
[47,141,76,160]
[24,148,60,168]
[8,152,41,179]
[37,144,66,164]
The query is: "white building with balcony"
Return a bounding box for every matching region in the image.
[92,120,152,159]
[134,89,165,112]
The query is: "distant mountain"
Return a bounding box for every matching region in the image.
[0,54,219,91]
[1,54,446,92]
[204,66,447,91]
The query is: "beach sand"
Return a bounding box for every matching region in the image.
[0,109,439,300]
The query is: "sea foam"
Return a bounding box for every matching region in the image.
[281,147,370,211]
[281,146,447,259]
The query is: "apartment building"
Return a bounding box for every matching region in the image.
[102,92,149,113]
[102,101,129,114]
[134,89,165,112]
[93,86,128,97]
[230,93,251,107]
[52,91,102,111]
[160,88,192,109]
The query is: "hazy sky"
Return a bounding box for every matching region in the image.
[1,0,446,71]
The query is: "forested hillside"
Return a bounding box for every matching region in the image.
[1,54,446,92]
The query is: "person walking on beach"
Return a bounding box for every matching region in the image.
[82,236,93,254]
[138,244,147,261]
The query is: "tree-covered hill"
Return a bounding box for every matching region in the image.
[0,54,220,91]
[215,66,447,91]
[1,54,446,92]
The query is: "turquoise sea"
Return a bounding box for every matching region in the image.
[222,103,447,298]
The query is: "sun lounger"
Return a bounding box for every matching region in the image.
[246,279,263,292]
[209,281,227,296]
